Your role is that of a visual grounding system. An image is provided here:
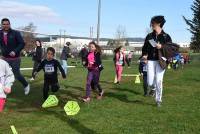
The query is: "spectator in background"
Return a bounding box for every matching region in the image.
[60,42,71,75]
[126,51,133,68]
[79,44,88,66]
[113,46,126,84]
[30,40,43,81]
[0,18,30,95]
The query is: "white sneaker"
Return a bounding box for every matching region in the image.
[29,78,35,81]
[24,84,30,95]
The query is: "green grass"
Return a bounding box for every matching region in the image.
[0,57,200,134]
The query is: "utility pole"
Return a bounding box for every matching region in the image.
[64,30,66,44]
[90,26,94,40]
[97,0,101,45]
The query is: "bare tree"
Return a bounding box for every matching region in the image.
[19,23,37,52]
[115,25,127,46]
[145,27,152,35]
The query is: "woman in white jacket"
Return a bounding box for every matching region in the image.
[0,58,15,112]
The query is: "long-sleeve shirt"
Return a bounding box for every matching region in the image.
[0,59,15,98]
[36,59,66,84]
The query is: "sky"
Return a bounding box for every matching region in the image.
[0,0,194,42]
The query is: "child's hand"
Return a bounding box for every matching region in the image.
[143,55,148,60]
[156,43,162,49]
[4,88,11,94]
[34,72,38,77]
[89,62,94,65]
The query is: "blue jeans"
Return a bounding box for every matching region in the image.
[5,58,28,88]
[61,60,67,75]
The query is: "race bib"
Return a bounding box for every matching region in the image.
[44,64,55,73]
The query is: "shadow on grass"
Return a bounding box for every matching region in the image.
[100,80,114,85]
[43,110,97,134]
[105,92,154,106]
[63,85,84,92]
[110,86,141,95]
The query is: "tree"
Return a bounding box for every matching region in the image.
[19,23,37,52]
[107,39,114,46]
[125,39,129,46]
[115,25,127,46]
[183,0,200,52]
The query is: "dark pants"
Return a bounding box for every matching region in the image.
[126,57,130,66]
[91,71,102,95]
[143,73,148,95]
[32,61,40,78]
[5,58,28,88]
[86,69,100,97]
[43,82,60,100]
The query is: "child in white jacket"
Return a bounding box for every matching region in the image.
[0,59,15,112]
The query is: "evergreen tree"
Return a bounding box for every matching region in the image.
[183,0,200,52]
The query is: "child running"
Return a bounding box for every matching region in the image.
[34,47,66,100]
[0,58,15,112]
[82,41,104,102]
[113,46,126,84]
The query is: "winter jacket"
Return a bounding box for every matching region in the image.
[85,52,104,71]
[142,30,172,61]
[139,60,147,75]
[32,46,43,62]
[0,29,25,58]
[0,59,15,98]
[60,46,70,60]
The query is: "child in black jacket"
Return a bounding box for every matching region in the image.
[139,57,148,96]
[34,47,66,100]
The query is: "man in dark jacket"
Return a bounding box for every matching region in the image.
[79,45,88,66]
[0,18,30,95]
[60,42,71,74]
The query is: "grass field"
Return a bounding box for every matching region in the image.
[0,56,200,134]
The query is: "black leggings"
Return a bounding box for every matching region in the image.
[43,82,60,100]
[32,61,41,78]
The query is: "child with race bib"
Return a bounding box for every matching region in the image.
[34,47,66,100]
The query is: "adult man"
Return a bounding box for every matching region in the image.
[0,18,30,95]
[60,42,71,74]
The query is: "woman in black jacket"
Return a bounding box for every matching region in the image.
[142,16,172,107]
[30,40,43,81]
